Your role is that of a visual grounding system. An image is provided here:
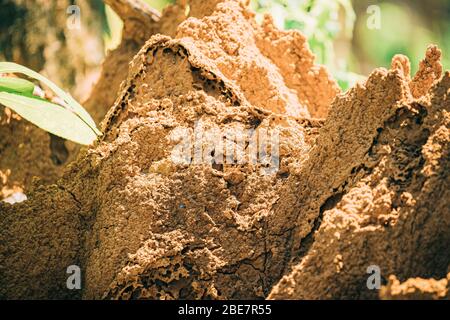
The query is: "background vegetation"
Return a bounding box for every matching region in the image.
[104,0,449,90]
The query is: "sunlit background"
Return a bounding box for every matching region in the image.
[105,0,449,90]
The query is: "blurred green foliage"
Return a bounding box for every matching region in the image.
[104,0,175,51]
[252,0,353,66]
[143,0,175,11]
[252,0,364,90]
[354,1,450,75]
[104,0,449,91]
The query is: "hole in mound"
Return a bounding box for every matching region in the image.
[49,134,69,166]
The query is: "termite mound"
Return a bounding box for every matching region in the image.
[0,0,448,300]
[0,0,337,299]
[269,47,449,300]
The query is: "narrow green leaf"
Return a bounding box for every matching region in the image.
[0,92,98,145]
[0,77,35,95]
[0,62,101,136]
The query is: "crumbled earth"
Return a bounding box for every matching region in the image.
[0,0,184,200]
[268,47,450,299]
[380,273,449,300]
[0,0,448,300]
[0,111,79,201]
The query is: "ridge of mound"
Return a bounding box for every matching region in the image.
[269,48,449,299]
[0,0,337,201]
[380,272,449,300]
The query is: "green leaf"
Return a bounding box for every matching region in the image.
[334,71,366,91]
[0,62,101,136]
[0,77,35,95]
[0,92,98,145]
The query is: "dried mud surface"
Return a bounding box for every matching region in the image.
[0,0,448,300]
